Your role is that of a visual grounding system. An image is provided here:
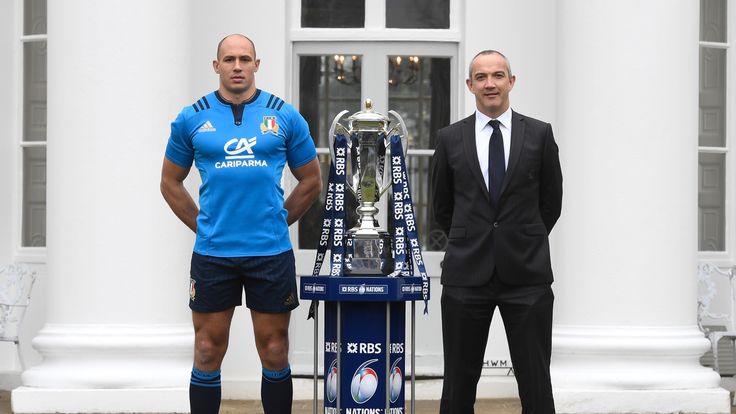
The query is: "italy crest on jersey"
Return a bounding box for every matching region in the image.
[260,116,280,135]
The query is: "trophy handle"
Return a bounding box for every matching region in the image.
[387,110,409,159]
[377,110,410,195]
[328,110,351,167]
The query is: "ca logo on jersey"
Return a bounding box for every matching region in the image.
[216,137,268,168]
[260,116,279,135]
[224,137,257,159]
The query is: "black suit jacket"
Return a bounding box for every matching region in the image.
[430,110,563,287]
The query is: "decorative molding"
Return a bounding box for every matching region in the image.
[22,323,193,388]
[552,325,720,389]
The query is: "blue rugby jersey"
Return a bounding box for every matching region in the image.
[165,90,317,257]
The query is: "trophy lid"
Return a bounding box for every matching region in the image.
[347,99,389,131]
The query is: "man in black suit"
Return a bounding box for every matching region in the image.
[430,50,562,414]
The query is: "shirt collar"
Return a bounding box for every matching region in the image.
[476,107,513,129]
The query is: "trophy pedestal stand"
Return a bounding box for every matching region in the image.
[300,276,426,414]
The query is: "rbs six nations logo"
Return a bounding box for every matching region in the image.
[389,358,403,403]
[326,359,338,403]
[351,359,379,404]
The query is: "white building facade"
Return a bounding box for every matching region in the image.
[0,0,731,412]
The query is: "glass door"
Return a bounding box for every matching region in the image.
[289,41,457,376]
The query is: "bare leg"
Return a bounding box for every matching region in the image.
[190,308,235,414]
[252,310,292,414]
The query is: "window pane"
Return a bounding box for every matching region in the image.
[298,55,362,249]
[24,0,46,35]
[388,56,451,251]
[698,153,725,251]
[387,0,449,29]
[24,41,47,142]
[301,0,364,28]
[700,0,726,42]
[699,47,726,147]
[23,147,47,247]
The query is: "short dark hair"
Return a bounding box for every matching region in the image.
[468,50,512,79]
[216,34,256,60]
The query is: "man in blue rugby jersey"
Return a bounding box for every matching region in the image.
[160,34,322,414]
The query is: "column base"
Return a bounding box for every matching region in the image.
[552,325,729,413]
[11,387,189,413]
[15,323,193,412]
[554,388,730,414]
[22,323,192,388]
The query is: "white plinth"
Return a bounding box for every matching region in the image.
[552,325,729,413]
[12,324,193,413]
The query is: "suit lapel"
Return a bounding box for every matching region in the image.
[500,111,525,196]
[461,114,490,201]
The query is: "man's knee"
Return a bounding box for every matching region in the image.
[258,332,289,368]
[194,333,229,368]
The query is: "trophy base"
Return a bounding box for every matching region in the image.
[344,231,394,276]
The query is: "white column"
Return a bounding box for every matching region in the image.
[11,1,195,412]
[552,1,728,413]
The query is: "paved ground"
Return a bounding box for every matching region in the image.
[0,391,521,414]
[221,398,521,414]
[0,391,733,413]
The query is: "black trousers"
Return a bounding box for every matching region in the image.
[439,278,555,414]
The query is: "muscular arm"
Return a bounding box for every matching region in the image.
[285,157,323,226]
[160,157,198,233]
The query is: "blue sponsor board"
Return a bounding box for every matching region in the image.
[300,276,425,302]
[323,301,405,414]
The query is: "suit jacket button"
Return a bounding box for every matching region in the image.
[493,222,499,228]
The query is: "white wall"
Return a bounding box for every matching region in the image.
[462,0,557,124]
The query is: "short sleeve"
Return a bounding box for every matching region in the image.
[285,108,317,169]
[164,111,194,168]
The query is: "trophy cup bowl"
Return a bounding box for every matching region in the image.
[329,99,408,275]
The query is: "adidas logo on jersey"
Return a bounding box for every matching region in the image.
[198,121,216,132]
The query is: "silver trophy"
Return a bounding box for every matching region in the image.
[329,99,409,275]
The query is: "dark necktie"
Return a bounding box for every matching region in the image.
[488,119,505,205]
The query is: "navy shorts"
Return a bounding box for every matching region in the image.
[189,250,298,313]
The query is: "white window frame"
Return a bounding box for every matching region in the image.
[14,0,47,263]
[285,0,462,277]
[287,0,461,42]
[698,1,735,267]
[285,1,462,377]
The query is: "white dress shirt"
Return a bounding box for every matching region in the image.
[475,107,512,190]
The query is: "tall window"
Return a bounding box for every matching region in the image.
[20,0,47,249]
[699,0,733,259]
[293,0,457,257]
[300,0,449,29]
[288,0,458,376]
[296,51,452,252]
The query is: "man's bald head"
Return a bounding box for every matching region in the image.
[216,34,256,61]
